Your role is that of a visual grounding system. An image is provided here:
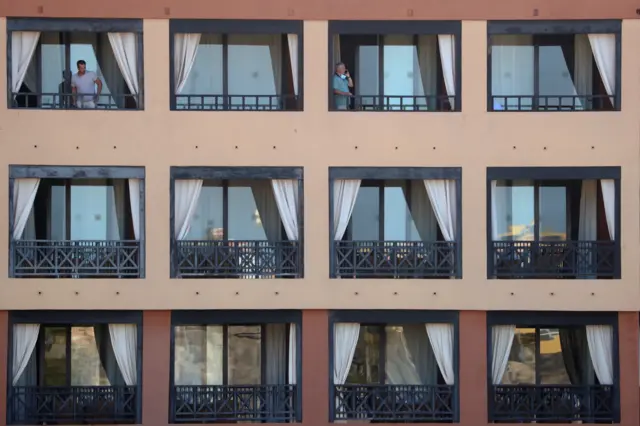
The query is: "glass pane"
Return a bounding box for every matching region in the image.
[50,184,66,240]
[501,327,536,385]
[538,35,578,110]
[178,34,223,109]
[346,326,380,384]
[539,328,570,385]
[357,45,379,107]
[492,180,535,241]
[40,32,65,107]
[228,34,280,109]
[351,187,379,240]
[174,325,223,385]
[539,186,567,241]
[70,326,109,386]
[383,35,417,110]
[187,184,224,240]
[228,186,268,240]
[43,326,67,386]
[70,180,114,240]
[491,35,534,110]
[384,185,419,241]
[228,325,261,385]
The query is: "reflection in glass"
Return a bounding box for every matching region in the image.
[43,327,67,386]
[492,180,534,241]
[501,328,536,384]
[228,325,261,385]
[347,326,381,384]
[174,325,224,385]
[539,186,567,240]
[228,186,269,240]
[187,184,224,240]
[177,35,223,109]
[538,328,570,385]
[70,327,109,386]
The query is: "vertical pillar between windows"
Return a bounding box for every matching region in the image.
[0,311,8,426]
[617,312,639,426]
[459,311,487,424]
[142,310,171,426]
[301,310,329,425]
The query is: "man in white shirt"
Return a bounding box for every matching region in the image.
[71,60,102,109]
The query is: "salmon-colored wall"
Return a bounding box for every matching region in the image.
[0,19,638,311]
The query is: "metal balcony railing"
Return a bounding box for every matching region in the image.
[11,240,141,278]
[11,92,140,109]
[490,94,616,111]
[171,384,297,423]
[332,384,456,422]
[333,94,456,111]
[174,94,300,111]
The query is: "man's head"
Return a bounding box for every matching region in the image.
[77,60,87,75]
[335,62,346,75]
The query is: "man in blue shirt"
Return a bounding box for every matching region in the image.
[333,62,354,110]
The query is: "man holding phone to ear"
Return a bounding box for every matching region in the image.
[333,62,354,110]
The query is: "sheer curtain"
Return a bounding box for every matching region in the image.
[333,180,361,241]
[424,180,456,242]
[600,180,615,240]
[268,35,283,100]
[416,35,437,110]
[128,179,141,240]
[403,325,438,384]
[174,34,202,94]
[11,32,40,94]
[272,179,299,240]
[559,328,590,385]
[12,324,40,385]
[385,327,422,385]
[108,324,138,385]
[578,180,597,276]
[333,323,360,385]
[288,324,297,385]
[491,325,515,384]
[13,179,40,240]
[107,33,140,103]
[586,325,614,385]
[491,35,534,110]
[438,35,456,109]
[287,35,298,97]
[425,324,455,385]
[175,180,204,240]
[574,35,593,110]
[98,33,126,108]
[588,34,616,102]
[252,180,282,242]
[266,324,287,385]
[406,182,438,241]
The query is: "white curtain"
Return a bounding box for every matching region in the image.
[424,180,457,242]
[12,324,40,386]
[13,179,40,240]
[175,179,203,240]
[128,179,141,240]
[425,324,455,385]
[174,33,202,94]
[269,35,283,97]
[287,34,298,96]
[333,180,361,241]
[272,179,299,240]
[416,36,437,110]
[333,323,360,385]
[438,35,456,109]
[385,327,422,385]
[491,325,515,384]
[109,324,137,385]
[600,180,615,240]
[252,180,282,242]
[108,181,125,240]
[107,33,139,97]
[578,180,598,276]
[407,182,438,241]
[574,35,593,110]
[588,34,616,99]
[288,324,297,385]
[266,324,287,385]
[11,32,40,93]
[98,33,126,108]
[586,325,614,385]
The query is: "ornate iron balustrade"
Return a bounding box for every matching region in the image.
[491,240,616,279]
[174,94,300,111]
[490,385,615,423]
[333,95,456,112]
[8,385,137,424]
[175,240,301,278]
[11,240,141,278]
[490,94,615,111]
[11,92,140,109]
[172,384,297,423]
[333,384,455,422]
[333,241,457,278]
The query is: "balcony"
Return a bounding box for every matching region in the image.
[9,385,137,424]
[170,167,303,278]
[330,168,461,279]
[170,20,302,111]
[9,166,145,278]
[8,19,143,110]
[172,385,296,422]
[488,20,620,112]
[487,168,620,279]
[329,21,460,112]
[171,312,301,423]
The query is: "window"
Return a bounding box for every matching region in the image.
[8,18,143,110]
[170,167,303,278]
[170,311,301,423]
[487,167,620,279]
[170,20,302,111]
[331,311,458,422]
[488,20,621,111]
[488,312,619,423]
[8,311,141,425]
[329,21,460,111]
[330,167,461,278]
[9,166,145,278]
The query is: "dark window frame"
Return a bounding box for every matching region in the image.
[6,310,143,424]
[169,310,302,422]
[486,20,622,112]
[485,167,621,279]
[328,167,462,278]
[8,165,146,278]
[486,311,620,423]
[169,166,304,278]
[329,310,460,422]
[6,18,144,110]
[328,20,462,113]
[168,19,304,112]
